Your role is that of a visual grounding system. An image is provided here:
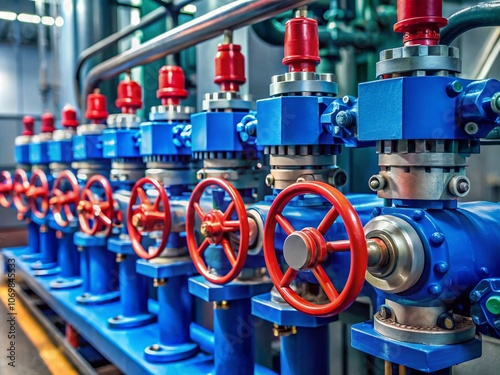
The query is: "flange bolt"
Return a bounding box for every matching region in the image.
[368,175,386,191]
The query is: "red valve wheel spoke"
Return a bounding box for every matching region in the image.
[317,206,339,235]
[186,178,249,285]
[194,202,207,220]
[220,238,237,266]
[50,170,81,228]
[280,267,298,288]
[127,177,171,260]
[326,240,351,253]
[264,181,367,317]
[276,214,295,236]
[197,238,211,255]
[312,265,340,301]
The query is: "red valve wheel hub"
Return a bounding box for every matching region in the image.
[127,177,171,260]
[186,178,249,285]
[78,175,115,236]
[50,170,81,228]
[0,171,13,208]
[28,169,50,219]
[263,181,367,317]
[12,169,31,215]
[116,79,143,114]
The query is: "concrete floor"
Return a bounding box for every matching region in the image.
[0,301,51,375]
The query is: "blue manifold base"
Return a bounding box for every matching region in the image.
[2,247,276,375]
[351,321,482,373]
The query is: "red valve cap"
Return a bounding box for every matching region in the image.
[282,17,320,73]
[214,44,246,92]
[22,116,35,136]
[85,91,108,123]
[61,105,79,128]
[41,112,55,133]
[157,66,188,106]
[116,79,143,113]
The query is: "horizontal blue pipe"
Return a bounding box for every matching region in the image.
[190,322,214,354]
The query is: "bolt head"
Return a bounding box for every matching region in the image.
[342,95,350,104]
[265,174,274,187]
[412,210,424,221]
[434,262,449,274]
[464,122,479,135]
[428,283,442,295]
[150,344,161,352]
[430,232,445,246]
[446,80,463,97]
[378,305,392,319]
[196,171,205,180]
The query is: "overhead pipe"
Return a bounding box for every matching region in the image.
[441,1,500,45]
[81,0,315,110]
[75,6,169,105]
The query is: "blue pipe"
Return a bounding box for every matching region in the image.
[214,298,254,375]
[190,322,214,354]
[87,245,118,295]
[158,275,192,345]
[281,327,328,375]
[58,232,79,278]
[27,221,40,254]
[148,298,159,315]
[36,226,57,267]
[119,254,149,317]
[80,244,90,291]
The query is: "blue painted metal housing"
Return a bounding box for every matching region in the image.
[471,278,500,338]
[357,77,500,141]
[369,202,500,307]
[47,139,73,163]
[141,120,192,158]
[29,141,51,164]
[191,111,262,154]
[352,321,482,372]
[15,143,30,165]
[73,133,108,161]
[103,128,142,158]
[256,96,337,147]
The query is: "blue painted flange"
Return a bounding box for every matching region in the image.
[108,313,157,329]
[251,292,337,327]
[351,321,482,372]
[49,277,83,289]
[188,275,273,302]
[144,342,199,363]
[76,290,120,305]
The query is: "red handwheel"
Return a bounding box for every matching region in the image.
[77,175,114,236]
[28,169,50,219]
[49,170,80,227]
[186,178,249,285]
[263,181,367,317]
[12,169,31,216]
[0,171,13,208]
[127,177,171,260]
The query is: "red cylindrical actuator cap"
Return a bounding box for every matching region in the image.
[394,0,447,45]
[115,79,143,113]
[41,112,55,133]
[85,90,108,123]
[61,105,79,128]
[22,116,35,136]
[283,17,320,73]
[157,66,188,106]
[214,44,246,92]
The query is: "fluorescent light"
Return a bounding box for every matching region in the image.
[0,11,17,21]
[17,13,41,24]
[181,4,196,14]
[55,16,64,27]
[41,16,54,26]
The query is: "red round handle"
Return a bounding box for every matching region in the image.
[77,175,114,236]
[127,177,171,260]
[12,169,31,215]
[28,169,50,219]
[263,181,367,317]
[0,171,13,208]
[49,170,81,228]
[186,178,249,285]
